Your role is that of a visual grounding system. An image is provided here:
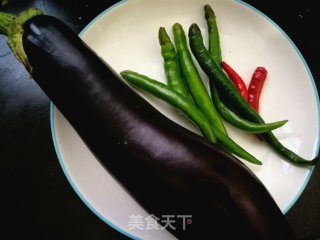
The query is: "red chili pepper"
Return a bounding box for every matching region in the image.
[221,61,248,101]
[248,67,268,112]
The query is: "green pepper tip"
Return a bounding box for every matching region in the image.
[255,160,263,165]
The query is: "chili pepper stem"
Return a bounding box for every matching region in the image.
[204,4,222,65]
[158,27,170,46]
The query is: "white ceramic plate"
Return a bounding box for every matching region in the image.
[51,0,319,239]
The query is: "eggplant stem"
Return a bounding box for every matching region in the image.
[0,12,15,34]
[1,0,9,6]
[0,8,43,73]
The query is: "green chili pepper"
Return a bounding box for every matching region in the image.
[211,86,288,133]
[204,4,222,65]
[121,70,216,143]
[158,27,191,99]
[203,5,283,134]
[188,23,318,166]
[172,23,227,136]
[120,70,262,165]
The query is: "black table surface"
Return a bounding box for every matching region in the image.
[1,1,319,239]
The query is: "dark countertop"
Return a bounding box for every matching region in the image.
[0,1,319,239]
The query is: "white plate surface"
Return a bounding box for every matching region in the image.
[51,0,319,239]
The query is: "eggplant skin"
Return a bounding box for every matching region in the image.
[22,15,296,240]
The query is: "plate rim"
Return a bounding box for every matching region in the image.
[50,0,320,239]
[236,0,319,213]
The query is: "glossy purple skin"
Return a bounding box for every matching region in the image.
[22,15,296,240]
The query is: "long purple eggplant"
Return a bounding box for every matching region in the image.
[0,9,297,240]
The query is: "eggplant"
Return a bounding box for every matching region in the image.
[1,10,297,240]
